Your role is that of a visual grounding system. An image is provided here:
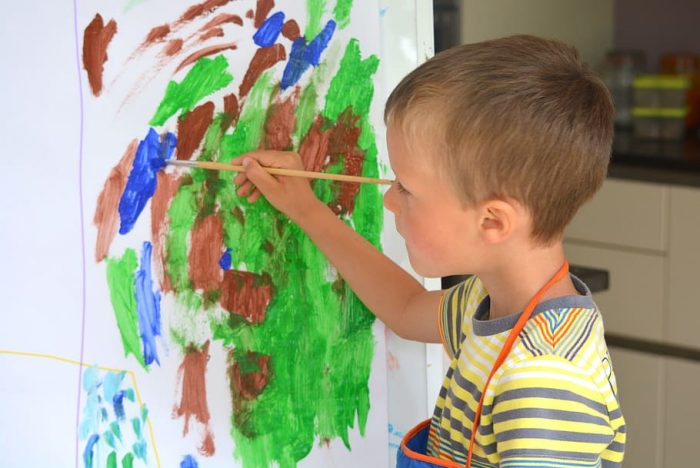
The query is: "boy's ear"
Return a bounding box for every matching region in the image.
[477,199,518,244]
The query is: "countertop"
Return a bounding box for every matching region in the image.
[609,129,700,187]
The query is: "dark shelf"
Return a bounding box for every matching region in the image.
[441,264,609,294]
[609,129,700,187]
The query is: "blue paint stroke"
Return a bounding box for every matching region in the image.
[181,454,200,468]
[219,248,232,270]
[83,434,100,468]
[281,20,336,89]
[79,367,101,440]
[110,421,122,442]
[253,11,285,47]
[118,128,176,235]
[103,429,116,449]
[102,371,124,402]
[112,390,126,419]
[134,241,162,366]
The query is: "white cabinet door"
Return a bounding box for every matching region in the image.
[668,187,700,349]
[664,358,700,468]
[609,347,664,468]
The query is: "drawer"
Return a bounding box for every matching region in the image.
[564,242,665,341]
[566,179,669,252]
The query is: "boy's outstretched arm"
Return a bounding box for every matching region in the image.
[232,150,442,343]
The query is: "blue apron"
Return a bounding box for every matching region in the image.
[396,420,463,468]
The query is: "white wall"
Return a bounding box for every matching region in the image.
[460,0,614,70]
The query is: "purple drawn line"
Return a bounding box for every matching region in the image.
[72,1,88,467]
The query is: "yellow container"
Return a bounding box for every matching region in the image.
[633,75,691,108]
[631,107,688,140]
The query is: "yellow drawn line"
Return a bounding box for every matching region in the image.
[0,349,161,468]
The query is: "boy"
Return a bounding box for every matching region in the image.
[232,35,626,467]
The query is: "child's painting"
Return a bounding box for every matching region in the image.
[0,0,391,466]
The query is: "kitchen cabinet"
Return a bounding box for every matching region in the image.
[609,347,664,468]
[565,177,700,466]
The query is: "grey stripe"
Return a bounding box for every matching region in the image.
[497,428,613,444]
[450,364,484,405]
[607,441,625,453]
[602,459,622,468]
[493,408,610,427]
[500,448,599,461]
[495,387,608,415]
[444,390,477,422]
[608,408,624,421]
[472,273,596,336]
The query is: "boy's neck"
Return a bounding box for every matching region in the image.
[477,242,577,320]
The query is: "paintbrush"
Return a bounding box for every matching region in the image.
[166,159,393,185]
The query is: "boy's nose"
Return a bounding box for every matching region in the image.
[383,184,398,213]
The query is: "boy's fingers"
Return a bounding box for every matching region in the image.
[242,157,279,194]
[247,190,261,203]
[238,150,304,171]
[237,180,253,196]
[233,172,246,185]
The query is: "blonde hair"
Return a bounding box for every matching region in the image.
[385,35,614,245]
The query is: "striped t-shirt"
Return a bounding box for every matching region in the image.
[429,274,626,467]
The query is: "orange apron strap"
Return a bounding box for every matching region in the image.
[466,261,570,468]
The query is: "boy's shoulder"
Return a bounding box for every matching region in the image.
[519,304,604,364]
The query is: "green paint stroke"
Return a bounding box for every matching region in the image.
[139,4,382,465]
[322,39,379,122]
[204,39,381,468]
[106,248,145,368]
[333,0,354,29]
[220,71,276,163]
[150,56,233,126]
[304,0,327,39]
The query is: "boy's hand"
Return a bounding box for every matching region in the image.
[231,150,322,224]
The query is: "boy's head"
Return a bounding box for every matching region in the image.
[384,34,614,246]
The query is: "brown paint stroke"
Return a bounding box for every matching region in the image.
[177,101,215,160]
[328,109,364,216]
[222,93,240,130]
[201,13,243,30]
[220,271,273,324]
[299,116,331,173]
[178,0,232,24]
[227,350,271,437]
[281,20,300,41]
[254,0,275,28]
[164,38,184,56]
[245,9,254,19]
[93,140,138,262]
[188,214,224,293]
[239,44,286,98]
[230,352,271,401]
[175,42,237,73]
[151,172,182,292]
[199,27,224,41]
[144,24,171,45]
[83,14,118,97]
[263,91,298,150]
[174,341,216,456]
